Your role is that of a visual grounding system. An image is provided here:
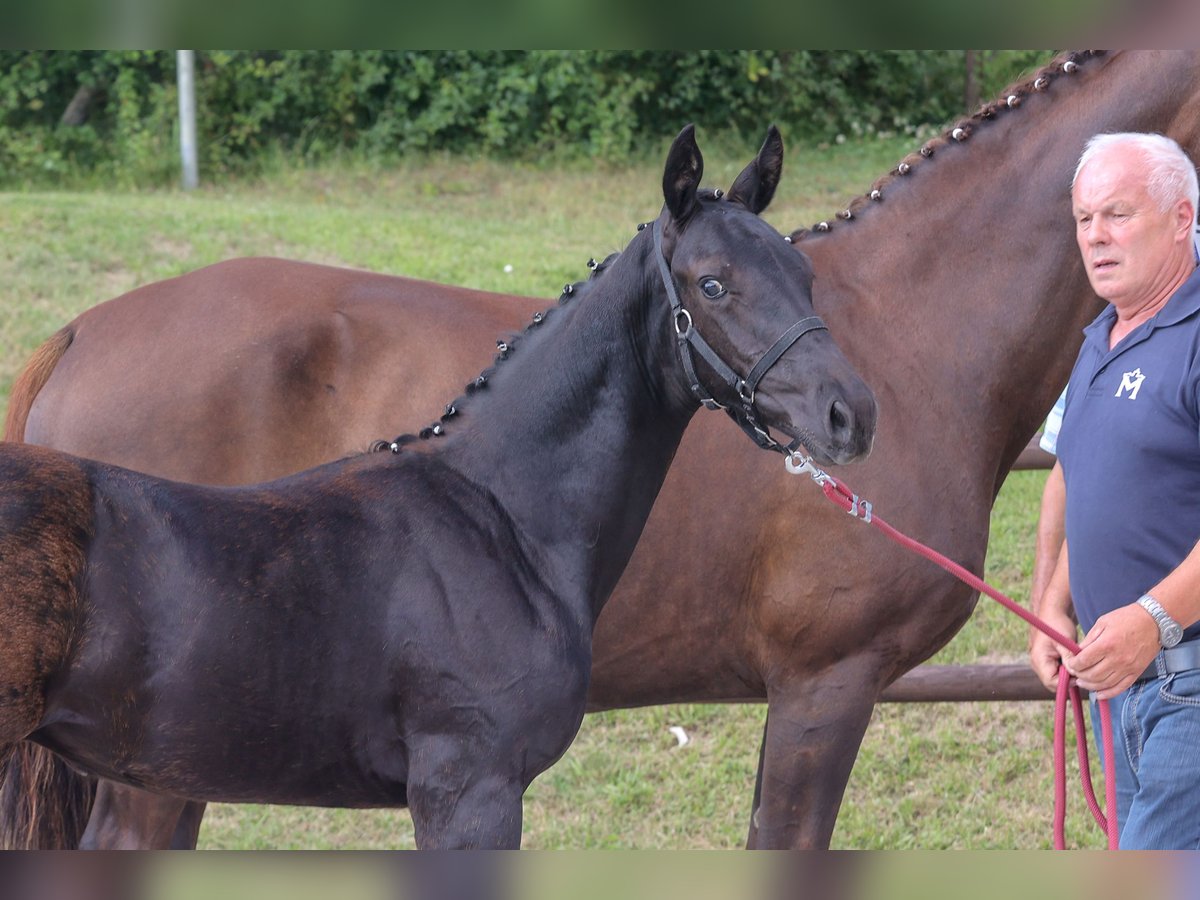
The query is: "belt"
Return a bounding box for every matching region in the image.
[1136,638,1200,682]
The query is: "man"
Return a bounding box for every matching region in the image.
[1028,132,1200,850]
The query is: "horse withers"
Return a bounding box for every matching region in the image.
[0,126,875,848]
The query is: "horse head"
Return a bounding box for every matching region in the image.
[656,124,877,466]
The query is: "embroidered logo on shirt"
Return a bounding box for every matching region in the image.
[1115,367,1146,400]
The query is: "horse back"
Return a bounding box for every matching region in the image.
[21,257,541,485]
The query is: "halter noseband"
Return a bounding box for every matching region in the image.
[652,218,828,456]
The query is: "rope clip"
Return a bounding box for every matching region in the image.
[785,451,832,486]
[846,494,873,523]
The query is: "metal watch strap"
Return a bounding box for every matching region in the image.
[1137,593,1184,648]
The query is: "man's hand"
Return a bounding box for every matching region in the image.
[1029,609,1080,692]
[1063,603,1161,699]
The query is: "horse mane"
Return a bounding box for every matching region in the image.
[368,248,625,454]
[789,50,1110,241]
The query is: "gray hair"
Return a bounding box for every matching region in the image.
[1073,132,1199,223]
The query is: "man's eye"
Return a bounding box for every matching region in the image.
[700,278,726,299]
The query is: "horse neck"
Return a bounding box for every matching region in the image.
[439,232,695,621]
[802,51,1200,495]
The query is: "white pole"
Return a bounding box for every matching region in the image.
[177,50,198,191]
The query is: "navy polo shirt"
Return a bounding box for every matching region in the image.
[1057,266,1200,639]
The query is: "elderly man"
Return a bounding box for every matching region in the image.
[1028,132,1200,850]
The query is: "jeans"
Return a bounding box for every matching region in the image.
[1090,665,1200,849]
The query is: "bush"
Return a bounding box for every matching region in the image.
[0,50,1053,187]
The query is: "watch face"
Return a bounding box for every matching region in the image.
[1164,622,1185,648]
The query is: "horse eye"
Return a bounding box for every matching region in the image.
[700,278,726,299]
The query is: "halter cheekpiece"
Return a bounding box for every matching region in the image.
[651,218,827,455]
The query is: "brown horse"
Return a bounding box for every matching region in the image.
[0,126,876,849]
[6,51,1200,849]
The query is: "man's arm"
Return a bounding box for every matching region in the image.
[1029,517,1079,692]
[1030,461,1065,617]
[1066,542,1200,700]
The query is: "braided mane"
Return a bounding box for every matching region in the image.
[370,251,622,453]
[790,50,1109,241]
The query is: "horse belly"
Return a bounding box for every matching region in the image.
[51,517,586,807]
[40,620,411,806]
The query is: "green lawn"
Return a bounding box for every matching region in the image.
[0,135,1104,848]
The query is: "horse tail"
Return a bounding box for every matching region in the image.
[3,325,74,442]
[0,325,95,849]
[0,745,92,848]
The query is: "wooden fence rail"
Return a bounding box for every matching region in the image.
[882,663,1049,702]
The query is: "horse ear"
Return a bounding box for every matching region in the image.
[662,123,704,225]
[727,124,784,215]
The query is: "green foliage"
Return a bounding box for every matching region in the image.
[0,50,1055,187]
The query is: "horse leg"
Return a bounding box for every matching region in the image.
[79,783,192,850]
[745,718,768,847]
[406,734,526,850]
[748,659,882,849]
[408,772,525,849]
[170,800,208,848]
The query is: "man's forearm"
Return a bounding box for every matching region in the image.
[1031,461,1066,616]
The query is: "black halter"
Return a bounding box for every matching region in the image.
[652,218,827,456]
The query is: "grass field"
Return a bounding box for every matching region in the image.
[0,133,1105,849]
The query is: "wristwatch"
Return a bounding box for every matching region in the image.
[1137,593,1184,648]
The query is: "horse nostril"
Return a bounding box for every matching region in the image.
[829,399,851,437]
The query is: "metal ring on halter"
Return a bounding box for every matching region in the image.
[674,308,693,336]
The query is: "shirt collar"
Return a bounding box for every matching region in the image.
[1081,263,1200,349]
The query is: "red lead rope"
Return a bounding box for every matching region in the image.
[785,453,1119,850]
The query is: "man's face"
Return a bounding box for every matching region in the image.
[1072,146,1192,308]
